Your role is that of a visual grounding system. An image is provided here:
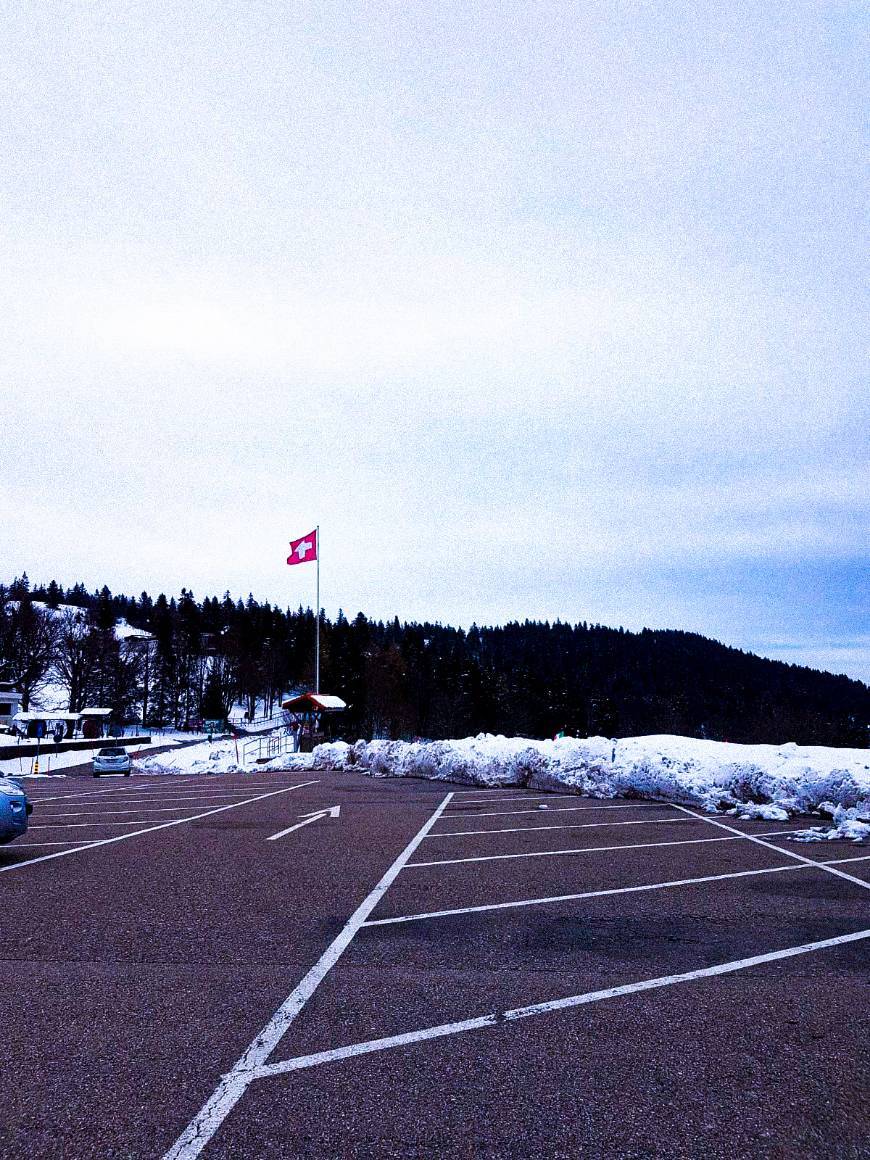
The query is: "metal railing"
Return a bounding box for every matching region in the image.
[229,712,284,730]
[241,731,297,765]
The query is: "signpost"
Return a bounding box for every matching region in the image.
[34,719,44,775]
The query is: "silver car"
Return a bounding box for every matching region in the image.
[93,746,132,778]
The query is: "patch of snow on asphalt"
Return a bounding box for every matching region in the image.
[790,805,870,844]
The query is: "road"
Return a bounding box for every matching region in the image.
[2,767,868,1159]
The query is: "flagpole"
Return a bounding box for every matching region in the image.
[315,524,320,694]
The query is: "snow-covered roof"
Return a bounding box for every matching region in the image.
[281,693,347,713]
[79,707,112,717]
[13,711,80,722]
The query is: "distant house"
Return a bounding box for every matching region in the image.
[280,692,347,752]
[12,711,80,739]
[80,707,113,738]
[0,682,24,729]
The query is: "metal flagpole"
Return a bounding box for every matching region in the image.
[315,525,320,693]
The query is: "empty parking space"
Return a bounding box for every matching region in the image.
[371,810,803,923]
[159,780,869,1160]
[260,804,870,1070]
[431,800,678,831]
[3,771,867,1158]
[415,817,797,865]
[377,843,792,920]
[1,771,321,873]
[425,812,702,841]
[438,800,669,821]
[208,946,870,1160]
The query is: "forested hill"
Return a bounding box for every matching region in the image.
[2,575,867,747]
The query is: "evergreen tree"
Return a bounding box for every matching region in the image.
[0,575,866,745]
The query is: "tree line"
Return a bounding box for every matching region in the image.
[1,574,867,747]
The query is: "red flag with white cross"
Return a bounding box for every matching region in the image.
[287,529,317,565]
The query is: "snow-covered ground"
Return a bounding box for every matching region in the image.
[0,737,184,779]
[0,730,208,779]
[126,731,870,843]
[135,736,310,777]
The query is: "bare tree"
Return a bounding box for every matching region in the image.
[0,600,59,711]
[107,640,144,723]
[53,608,97,713]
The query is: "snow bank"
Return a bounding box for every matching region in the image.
[129,730,870,841]
[136,740,242,776]
[134,738,315,776]
[312,734,870,835]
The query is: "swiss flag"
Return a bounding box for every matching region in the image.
[287,529,317,565]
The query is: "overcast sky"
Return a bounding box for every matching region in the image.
[2,2,867,682]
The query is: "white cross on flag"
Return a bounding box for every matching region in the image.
[287,529,317,565]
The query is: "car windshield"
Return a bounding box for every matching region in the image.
[98,748,126,756]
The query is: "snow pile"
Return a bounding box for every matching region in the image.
[137,740,243,776]
[790,805,870,844]
[314,734,870,833]
[311,741,356,770]
[135,738,315,776]
[128,730,869,841]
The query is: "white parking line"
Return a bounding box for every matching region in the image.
[9,840,102,846]
[21,785,157,805]
[0,781,320,874]
[24,781,275,805]
[450,788,530,796]
[427,817,700,839]
[674,805,870,893]
[362,853,870,927]
[407,829,799,868]
[161,790,456,1160]
[28,820,203,829]
[34,798,267,814]
[441,803,670,820]
[447,794,580,806]
[253,926,870,1080]
[35,804,248,818]
[35,794,263,807]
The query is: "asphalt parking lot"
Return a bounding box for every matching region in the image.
[2,769,868,1159]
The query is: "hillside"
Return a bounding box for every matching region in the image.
[1,576,867,747]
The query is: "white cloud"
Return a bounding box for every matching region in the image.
[1,2,866,680]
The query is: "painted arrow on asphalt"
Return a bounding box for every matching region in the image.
[266,805,341,842]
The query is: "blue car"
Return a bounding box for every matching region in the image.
[0,777,31,844]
